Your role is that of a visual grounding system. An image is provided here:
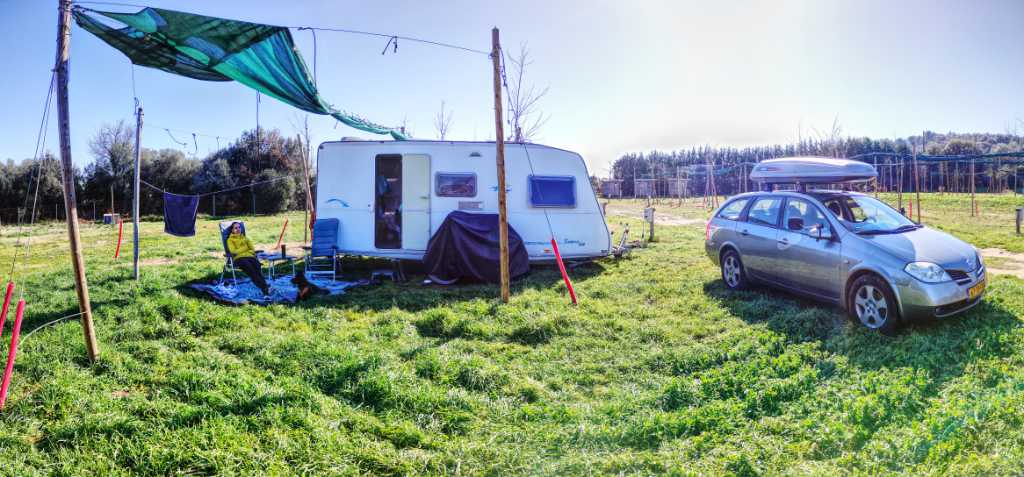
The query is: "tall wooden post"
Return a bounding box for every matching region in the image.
[897,156,904,213]
[297,134,315,243]
[491,28,510,303]
[970,158,977,217]
[132,106,142,280]
[56,0,99,363]
[913,143,921,222]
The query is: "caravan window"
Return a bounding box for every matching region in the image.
[435,173,477,197]
[529,175,576,208]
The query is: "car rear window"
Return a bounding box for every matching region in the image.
[747,197,782,227]
[717,198,749,220]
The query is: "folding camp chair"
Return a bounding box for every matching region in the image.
[304,218,341,281]
[218,221,265,285]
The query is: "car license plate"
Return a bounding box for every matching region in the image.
[968,279,986,300]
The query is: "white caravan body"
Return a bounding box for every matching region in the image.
[315,140,611,261]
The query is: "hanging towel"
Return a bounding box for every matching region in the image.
[164,192,200,237]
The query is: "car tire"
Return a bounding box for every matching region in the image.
[848,274,900,335]
[720,250,749,291]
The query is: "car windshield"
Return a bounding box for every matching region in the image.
[822,195,917,234]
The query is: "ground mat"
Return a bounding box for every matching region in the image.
[189,274,367,305]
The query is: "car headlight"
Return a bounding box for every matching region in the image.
[975,249,984,268]
[904,262,952,283]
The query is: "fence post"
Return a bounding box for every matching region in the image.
[1016,207,1022,236]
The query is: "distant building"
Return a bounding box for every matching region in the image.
[633,178,657,198]
[600,179,623,198]
[666,178,689,198]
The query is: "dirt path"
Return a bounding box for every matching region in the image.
[980,248,1024,279]
[603,203,706,226]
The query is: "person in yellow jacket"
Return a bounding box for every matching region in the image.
[226,222,270,296]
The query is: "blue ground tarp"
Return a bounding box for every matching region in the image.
[190,274,367,305]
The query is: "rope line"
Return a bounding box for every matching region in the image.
[140,173,303,198]
[163,128,188,147]
[21,312,85,342]
[72,1,490,56]
[7,71,57,286]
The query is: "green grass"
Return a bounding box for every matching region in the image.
[0,193,1022,475]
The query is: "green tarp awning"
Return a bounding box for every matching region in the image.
[73,6,407,140]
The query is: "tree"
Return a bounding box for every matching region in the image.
[192,127,304,215]
[140,149,200,215]
[254,168,296,214]
[505,43,549,142]
[84,120,135,213]
[434,101,454,140]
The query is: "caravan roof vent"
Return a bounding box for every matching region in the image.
[340,136,366,142]
[749,157,877,184]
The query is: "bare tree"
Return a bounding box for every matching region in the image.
[434,100,454,140]
[505,43,549,142]
[809,116,843,158]
[399,116,413,139]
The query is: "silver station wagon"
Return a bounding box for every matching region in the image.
[705,159,985,333]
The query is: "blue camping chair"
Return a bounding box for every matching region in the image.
[219,221,265,285]
[304,218,341,281]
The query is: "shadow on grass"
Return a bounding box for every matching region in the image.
[174,256,608,314]
[703,277,1022,384]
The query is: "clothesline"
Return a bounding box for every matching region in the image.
[139,173,304,198]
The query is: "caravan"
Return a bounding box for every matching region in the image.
[315,140,610,261]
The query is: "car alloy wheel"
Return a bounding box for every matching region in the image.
[722,253,745,289]
[854,284,889,329]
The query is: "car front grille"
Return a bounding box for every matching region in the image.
[935,295,982,317]
[946,269,971,284]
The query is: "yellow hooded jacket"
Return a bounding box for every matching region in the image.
[226,232,257,259]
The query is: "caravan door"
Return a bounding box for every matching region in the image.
[401,154,431,250]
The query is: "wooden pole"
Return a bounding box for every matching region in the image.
[297,133,315,243]
[55,0,99,363]
[970,158,976,217]
[132,106,142,281]
[491,28,510,303]
[897,156,904,214]
[913,143,921,222]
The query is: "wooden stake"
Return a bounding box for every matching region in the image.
[132,106,142,281]
[913,143,921,223]
[897,156,903,214]
[56,0,98,363]
[970,158,976,217]
[491,28,510,303]
[297,134,315,243]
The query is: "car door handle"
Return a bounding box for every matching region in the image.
[777,237,789,245]
[740,229,750,236]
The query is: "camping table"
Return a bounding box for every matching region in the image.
[260,253,297,279]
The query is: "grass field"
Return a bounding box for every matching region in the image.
[0,192,1023,475]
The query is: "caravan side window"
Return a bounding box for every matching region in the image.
[435,173,477,197]
[529,175,576,208]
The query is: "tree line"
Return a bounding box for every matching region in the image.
[0,121,313,224]
[610,132,1024,197]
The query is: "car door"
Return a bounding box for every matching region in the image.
[775,197,843,300]
[736,195,783,282]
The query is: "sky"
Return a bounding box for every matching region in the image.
[1,0,1022,177]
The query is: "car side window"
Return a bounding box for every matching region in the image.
[822,198,845,220]
[783,198,829,235]
[716,198,750,221]
[746,197,782,227]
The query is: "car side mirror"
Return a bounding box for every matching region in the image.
[787,217,804,231]
[810,223,832,241]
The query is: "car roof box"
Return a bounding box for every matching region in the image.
[749,157,877,184]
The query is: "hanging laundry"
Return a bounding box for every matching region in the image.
[163,192,200,237]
